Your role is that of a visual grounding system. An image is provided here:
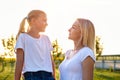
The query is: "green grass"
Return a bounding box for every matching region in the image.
[0,63,120,80]
[94,69,120,80]
[0,63,15,80]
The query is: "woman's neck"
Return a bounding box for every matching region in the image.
[74,41,83,51]
[74,45,83,51]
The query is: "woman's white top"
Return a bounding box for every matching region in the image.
[15,33,53,73]
[59,47,96,80]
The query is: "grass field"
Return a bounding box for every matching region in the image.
[0,63,15,80]
[0,62,120,80]
[94,69,120,80]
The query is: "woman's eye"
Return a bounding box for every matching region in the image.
[72,26,76,29]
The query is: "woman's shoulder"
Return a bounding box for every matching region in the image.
[78,47,94,58]
[79,47,96,61]
[64,49,72,56]
[80,47,93,52]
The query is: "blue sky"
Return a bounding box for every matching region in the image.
[0,0,120,55]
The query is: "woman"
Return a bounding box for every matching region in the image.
[59,18,96,80]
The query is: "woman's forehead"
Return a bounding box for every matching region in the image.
[73,20,80,26]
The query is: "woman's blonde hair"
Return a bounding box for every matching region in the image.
[77,18,95,51]
[16,10,46,39]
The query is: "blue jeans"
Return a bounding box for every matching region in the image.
[23,71,55,80]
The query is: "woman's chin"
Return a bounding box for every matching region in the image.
[68,37,71,39]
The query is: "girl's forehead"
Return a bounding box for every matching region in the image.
[38,15,47,19]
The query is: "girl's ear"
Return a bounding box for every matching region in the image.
[30,18,36,25]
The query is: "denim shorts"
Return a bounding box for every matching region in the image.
[23,71,55,80]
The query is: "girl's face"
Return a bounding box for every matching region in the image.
[68,20,81,41]
[34,14,48,32]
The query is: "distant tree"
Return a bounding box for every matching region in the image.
[0,35,16,72]
[2,35,16,58]
[95,36,103,60]
[52,39,65,68]
[1,35,16,68]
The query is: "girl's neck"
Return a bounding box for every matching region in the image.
[27,30,40,38]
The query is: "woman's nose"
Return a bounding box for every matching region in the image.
[68,27,71,32]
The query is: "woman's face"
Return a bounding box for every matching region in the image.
[34,14,48,32]
[68,20,81,41]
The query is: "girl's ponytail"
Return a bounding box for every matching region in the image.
[16,17,27,40]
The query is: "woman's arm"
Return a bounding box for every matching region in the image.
[82,56,95,80]
[14,49,24,80]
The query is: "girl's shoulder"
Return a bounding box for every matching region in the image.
[40,34,49,38]
[40,34,52,42]
[19,33,26,36]
[17,33,26,39]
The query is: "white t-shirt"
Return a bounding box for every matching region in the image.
[59,47,96,80]
[15,33,53,73]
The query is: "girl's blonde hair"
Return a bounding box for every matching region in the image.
[16,10,46,39]
[77,18,95,51]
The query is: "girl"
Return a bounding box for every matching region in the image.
[14,10,55,80]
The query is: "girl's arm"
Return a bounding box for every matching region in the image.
[82,56,95,80]
[51,54,56,79]
[14,49,24,80]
